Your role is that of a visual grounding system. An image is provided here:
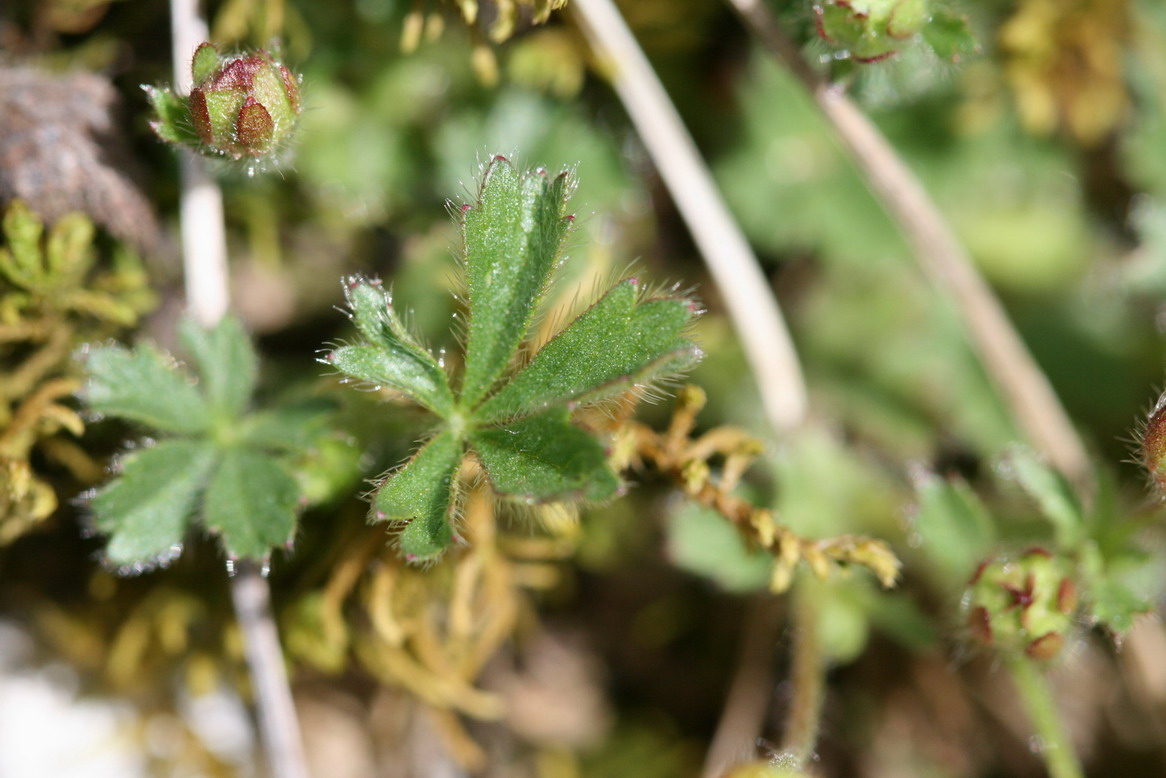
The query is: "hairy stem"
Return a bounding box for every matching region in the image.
[724,0,1092,488]
[780,583,825,768]
[571,0,809,435]
[1006,657,1085,778]
[169,1,307,775]
[702,596,783,778]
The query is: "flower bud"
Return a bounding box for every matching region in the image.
[963,548,1078,662]
[186,43,301,159]
[1141,391,1166,498]
[814,0,928,63]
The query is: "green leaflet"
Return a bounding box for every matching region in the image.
[1002,446,1085,549]
[179,316,258,422]
[327,277,454,416]
[460,156,572,408]
[373,429,463,561]
[477,278,699,421]
[239,398,338,452]
[471,408,619,502]
[143,85,203,148]
[84,343,211,435]
[920,10,978,62]
[911,470,996,585]
[92,439,218,568]
[203,448,301,559]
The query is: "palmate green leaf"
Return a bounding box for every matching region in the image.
[373,429,463,561]
[471,408,619,502]
[179,315,258,421]
[327,277,454,416]
[203,449,300,559]
[460,156,573,408]
[477,279,700,422]
[84,343,211,435]
[92,439,218,568]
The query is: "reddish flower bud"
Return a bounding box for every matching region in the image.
[145,42,302,165]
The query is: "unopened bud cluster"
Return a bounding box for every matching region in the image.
[146,42,301,163]
[964,548,1078,661]
[814,0,928,62]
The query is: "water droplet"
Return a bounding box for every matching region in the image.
[225,558,237,577]
[770,751,799,769]
[260,561,271,578]
[1028,735,1045,754]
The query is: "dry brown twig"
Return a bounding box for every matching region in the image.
[723,0,1092,489]
[617,385,901,594]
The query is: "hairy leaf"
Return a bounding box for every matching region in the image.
[143,85,203,147]
[471,408,619,502]
[328,278,454,415]
[92,439,218,567]
[460,156,572,407]
[477,279,699,421]
[179,315,257,422]
[84,343,211,435]
[373,429,463,561]
[203,448,300,559]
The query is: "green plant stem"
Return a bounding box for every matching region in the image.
[169,1,307,775]
[723,0,1092,490]
[230,561,309,778]
[570,0,809,435]
[780,583,825,768]
[702,596,784,778]
[1005,656,1085,778]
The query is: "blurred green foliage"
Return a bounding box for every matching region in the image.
[4,0,1166,775]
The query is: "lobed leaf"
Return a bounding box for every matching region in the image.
[179,315,257,422]
[84,343,211,435]
[203,448,300,560]
[92,439,218,567]
[471,408,619,502]
[460,156,573,408]
[372,429,463,561]
[329,278,454,416]
[477,278,700,422]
